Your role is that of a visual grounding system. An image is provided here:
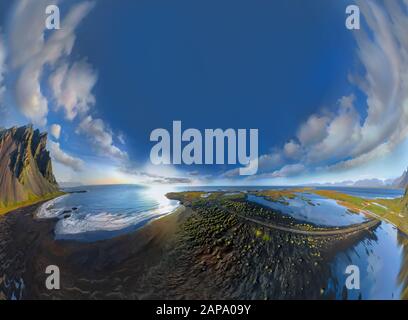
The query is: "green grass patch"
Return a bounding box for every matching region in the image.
[312,189,407,234]
[0,191,66,216]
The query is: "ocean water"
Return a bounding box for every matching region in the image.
[36,185,180,241]
[36,185,404,241]
[35,184,408,299]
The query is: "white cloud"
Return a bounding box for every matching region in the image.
[15,64,49,126]
[332,1,408,163]
[0,31,6,105]
[9,0,95,125]
[307,95,362,163]
[271,164,305,178]
[348,0,408,158]
[120,160,196,185]
[49,60,97,120]
[297,114,330,147]
[4,0,126,175]
[50,123,61,140]
[283,140,301,159]
[325,141,391,173]
[76,116,128,161]
[251,1,408,181]
[307,1,408,168]
[117,133,126,145]
[222,151,283,178]
[245,163,305,180]
[48,140,84,172]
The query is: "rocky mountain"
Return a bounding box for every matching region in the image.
[403,188,408,213]
[309,175,406,189]
[58,181,83,188]
[352,178,391,188]
[393,168,408,189]
[308,179,394,188]
[0,125,59,208]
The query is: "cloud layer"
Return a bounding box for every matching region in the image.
[49,60,97,120]
[50,123,61,140]
[0,31,6,106]
[48,140,84,172]
[0,0,128,176]
[2,0,407,184]
[9,0,95,126]
[235,0,408,181]
[76,116,128,161]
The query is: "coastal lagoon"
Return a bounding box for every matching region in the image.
[247,193,369,227]
[34,184,407,299]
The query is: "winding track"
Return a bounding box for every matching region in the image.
[219,204,381,237]
[237,214,381,236]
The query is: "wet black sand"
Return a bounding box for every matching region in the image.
[0,195,378,300]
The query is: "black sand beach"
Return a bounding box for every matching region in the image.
[0,193,379,300]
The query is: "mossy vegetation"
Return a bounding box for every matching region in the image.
[169,188,408,235]
[0,191,65,216]
[251,189,297,204]
[242,187,407,234]
[163,190,374,299]
[310,189,407,234]
[403,188,408,214]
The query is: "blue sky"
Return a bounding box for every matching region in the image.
[0,0,407,186]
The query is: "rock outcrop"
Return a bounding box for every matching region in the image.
[0,125,59,208]
[394,168,408,189]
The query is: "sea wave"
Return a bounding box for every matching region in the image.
[55,205,177,235]
[37,196,180,241]
[36,194,70,218]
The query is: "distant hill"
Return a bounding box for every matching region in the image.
[308,179,393,188]
[352,178,390,188]
[58,181,83,188]
[309,174,408,189]
[393,168,408,189]
[0,125,59,208]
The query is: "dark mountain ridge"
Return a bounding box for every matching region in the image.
[394,169,408,189]
[0,125,59,208]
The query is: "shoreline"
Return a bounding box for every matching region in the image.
[0,200,193,299]
[0,192,66,216]
[0,190,399,299]
[34,192,182,241]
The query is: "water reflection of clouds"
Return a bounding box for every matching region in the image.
[329,223,403,299]
[248,193,368,227]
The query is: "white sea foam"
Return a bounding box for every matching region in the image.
[36,195,69,218]
[35,187,181,241]
[54,201,179,239]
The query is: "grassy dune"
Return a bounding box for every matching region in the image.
[257,188,406,234]
[310,190,406,233]
[0,191,65,216]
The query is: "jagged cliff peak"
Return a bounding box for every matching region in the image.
[394,168,408,189]
[0,125,59,208]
